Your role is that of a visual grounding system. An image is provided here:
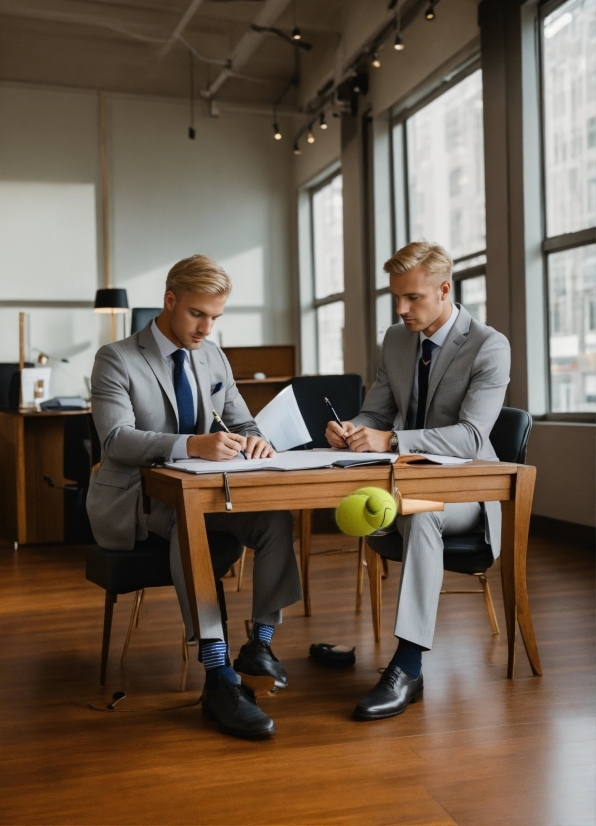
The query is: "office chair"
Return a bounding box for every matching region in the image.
[131,308,161,335]
[0,362,33,409]
[363,407,533,641]
[86,531,244,687]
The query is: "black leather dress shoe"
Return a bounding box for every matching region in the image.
[353,667,423,721]
[233,639,288,688]
[201,676,276,739]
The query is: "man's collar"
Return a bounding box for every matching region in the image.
[151,318,185,359]
[419,303,460,349]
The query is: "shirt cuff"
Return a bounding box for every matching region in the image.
[170,434,192,461]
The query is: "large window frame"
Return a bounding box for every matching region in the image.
[308,169,345,373]
[383,58,487,332]
[538,0,596,420]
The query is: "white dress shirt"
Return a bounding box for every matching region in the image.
[407,303,460,428]
[151,319,197,459]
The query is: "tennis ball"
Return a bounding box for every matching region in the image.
[335,486,398,537]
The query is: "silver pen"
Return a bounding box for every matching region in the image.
[212,410,248,459]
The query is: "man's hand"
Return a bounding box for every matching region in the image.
[325,420,357,448]
[245,435,275,459]
[187,432,247,461]
[346,427,393,453]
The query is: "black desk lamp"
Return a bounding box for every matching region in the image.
[93,288,129,341]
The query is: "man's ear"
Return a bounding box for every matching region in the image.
[440,280,451,300]
[163,290,177,311]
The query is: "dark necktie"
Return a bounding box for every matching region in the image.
[171,349,195,434]
[415,339,437,430]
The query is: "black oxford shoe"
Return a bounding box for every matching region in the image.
[201,676,276,739]
[233,639,288,688]
[353,667,423,721]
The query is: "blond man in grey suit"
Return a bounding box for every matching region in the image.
[88,255,302,740]
[326,240,510,721]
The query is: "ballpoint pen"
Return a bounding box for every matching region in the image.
[324,397,351,450]
[212,410,248,459]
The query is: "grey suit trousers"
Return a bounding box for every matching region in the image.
[368,502,482,650]
[146,502,303,641]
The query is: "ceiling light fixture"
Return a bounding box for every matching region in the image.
[188,51,196,139]
[319,112,328,130]
[372,52,381,68]
[425,2,436,20]
[394,2,405,50]
[292,0,301,40]
[307,129,315,144]
[293,141,301,155]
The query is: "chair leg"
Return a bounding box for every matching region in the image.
[135,587,146,628]
[356,537,365,611]
[381,557,389,580]
[365,543,383,643]
[100,592,117,688]
[479,574,500,635]
[121,589,144,666]
[299,509,312,616]
[236,547,247,592]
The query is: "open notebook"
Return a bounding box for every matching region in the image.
[165,449,472,475]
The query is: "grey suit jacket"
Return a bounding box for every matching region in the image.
[87,322,261,550]
[352,304,511,557]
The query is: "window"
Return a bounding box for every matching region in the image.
[541,0,596,412]
[387,66,487,328]
[310,173,344,373]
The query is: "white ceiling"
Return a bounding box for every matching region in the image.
[0,0,347,106]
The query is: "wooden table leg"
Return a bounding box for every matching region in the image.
[299,509,312,617]
[176,487,224,641]
[365,541,382,644]
[501,466,542,678]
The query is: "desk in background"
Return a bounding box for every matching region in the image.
[0,409,93,546]
[141,461,542,680]
[222,345,295,415]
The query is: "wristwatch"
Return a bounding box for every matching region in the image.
[389,432,399,453]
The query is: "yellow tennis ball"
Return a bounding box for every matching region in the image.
[335,487,397,537]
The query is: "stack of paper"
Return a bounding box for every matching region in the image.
[166,449,471,475]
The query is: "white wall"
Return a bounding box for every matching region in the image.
[0,83,294,397]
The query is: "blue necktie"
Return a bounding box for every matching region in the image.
[415,339,438,430]
[171,349,195,434]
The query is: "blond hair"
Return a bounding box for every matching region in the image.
[383,240,453,283]
[166,254,232,297]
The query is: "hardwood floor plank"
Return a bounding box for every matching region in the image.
[0,533,593,826]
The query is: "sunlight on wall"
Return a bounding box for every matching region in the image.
[0,181,97,300]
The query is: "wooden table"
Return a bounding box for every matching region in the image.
[140,460,542,679]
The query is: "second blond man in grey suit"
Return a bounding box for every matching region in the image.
[326,240,510,722]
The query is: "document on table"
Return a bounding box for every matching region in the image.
[254,385,311,452]
[165,449,471,474]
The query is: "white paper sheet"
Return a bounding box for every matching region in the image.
[254,385,312,451]
[166,450,471,475]
[165,458,266,474]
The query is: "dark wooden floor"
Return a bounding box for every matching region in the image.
[0,532,594,826]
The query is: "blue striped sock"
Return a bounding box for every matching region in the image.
[253,622,275,645]
[201,640,239,687]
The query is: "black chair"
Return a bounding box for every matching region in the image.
[290,374,364,448]
[0,362,33,409]
[131,308,161,335]
[86,530,244,686]
[365,407,533,637]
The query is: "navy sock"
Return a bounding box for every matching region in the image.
[388,638,423,679]
[252,622,275,645]
[201,640,239,688]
